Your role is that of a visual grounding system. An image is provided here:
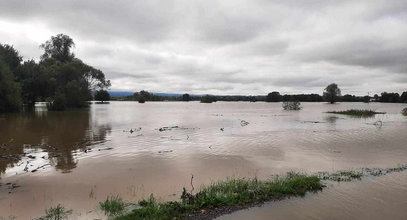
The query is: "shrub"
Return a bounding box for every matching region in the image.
[402,108,407,116]
[282,101,302,110]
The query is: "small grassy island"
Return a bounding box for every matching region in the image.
[326,109,385,117]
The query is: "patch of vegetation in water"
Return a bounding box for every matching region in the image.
[402,108,407,116]
[35,204,72,220]
[100,195,126,217]
[326,109,385,117]
[116,173,322,220]
[33,164,407,220]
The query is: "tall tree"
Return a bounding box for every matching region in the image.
[324,83,341,104]
[266,91,282,102]
[40,34,75,62]
[182,93,191,101]
[0,60,21,112]
[0,44,22,112]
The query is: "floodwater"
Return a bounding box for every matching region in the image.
[0,101,406,219]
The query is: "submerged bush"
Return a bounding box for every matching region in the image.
[282,101,302,110]
[402,108,407,116]
[200,95,217,103]
[327,109,385,117]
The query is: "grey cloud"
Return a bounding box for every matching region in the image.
[0,0,406,95]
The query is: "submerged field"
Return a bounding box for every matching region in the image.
[0,102,406,219]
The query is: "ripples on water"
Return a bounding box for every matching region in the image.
[0,101,406,219]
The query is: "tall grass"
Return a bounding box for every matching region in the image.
[35,204,72,220]
[99,195,126,217]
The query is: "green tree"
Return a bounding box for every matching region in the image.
[266,91,282,102]
[95,90,110,103]
[40,34,75,62]
[324,83,341,104]
[182,93,191,101]
[0,60,21,112]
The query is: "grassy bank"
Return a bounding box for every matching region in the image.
[114,173,321,220]
[326,109,385,117]
[33,165,407,220]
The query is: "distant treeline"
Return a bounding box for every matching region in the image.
[112,90,407,103]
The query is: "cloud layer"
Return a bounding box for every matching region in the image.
[0,0,406,95]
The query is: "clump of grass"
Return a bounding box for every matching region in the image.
[35,204,72,220]
[117,173,322,220]
[326,109,385,117]
[99,195,126,217]
[402,108,407,116]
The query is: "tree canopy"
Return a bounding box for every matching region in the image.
[324,83,341,104]
[0,34,110,112]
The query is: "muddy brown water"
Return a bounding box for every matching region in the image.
[0,101,406,219]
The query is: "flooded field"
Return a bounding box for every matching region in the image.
[0,101,406,219]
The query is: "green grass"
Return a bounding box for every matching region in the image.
[116,173,322,220]
[326,109,385,117]
[35,204,72,220]
[99,195,126,217]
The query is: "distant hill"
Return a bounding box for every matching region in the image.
[108,91,134,97]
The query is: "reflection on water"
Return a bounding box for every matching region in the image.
[0,105,111,174]
[0,101,406,219]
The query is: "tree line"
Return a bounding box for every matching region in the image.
[0,34,110,112]
[113,83,406,104]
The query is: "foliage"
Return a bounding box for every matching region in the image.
[117,173,322,220]
[200,95,217,103]
[380,92,400,103]
[282,101,302,110]
[40,34,75,62]
[324,83,341,104]
[402,108,407,116]
[326,109,385,117]
[182,93,191,101]
[266,91,282,102]
[0,34,110,112]
[95,90,110,102]
[35,204,72,220]
[46,91,67,111]
[99,195,126,217]
[0,60,21,112]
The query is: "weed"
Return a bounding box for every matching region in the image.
[99,195,126,217]
[35,204,72,220]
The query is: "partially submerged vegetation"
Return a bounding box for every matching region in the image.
[117,173,321,220]
[282,101,302,110]
[32,164,407,220]
[35,204,72,220]
[326,109,385,117]
[100,195,126,217]
[402,108,407,116]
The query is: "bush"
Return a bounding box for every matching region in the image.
[47,92,67,111]
[282,101,302,110]
[200,95,217,103]
[402,108,407,116]
[94,90,110,103]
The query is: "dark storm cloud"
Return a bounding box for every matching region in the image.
[0,0,406,95]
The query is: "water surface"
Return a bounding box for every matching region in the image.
[0,102,406,219]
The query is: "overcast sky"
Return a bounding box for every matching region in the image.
[0,0,406,95]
